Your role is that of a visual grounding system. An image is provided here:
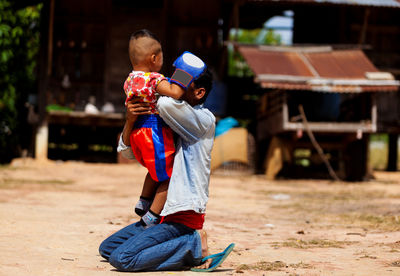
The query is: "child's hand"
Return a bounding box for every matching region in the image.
[126,97,151,122]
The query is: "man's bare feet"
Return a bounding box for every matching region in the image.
[193,230,212,269]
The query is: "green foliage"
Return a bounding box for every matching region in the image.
[231,28,260,44]
[264,29,282,45]
[228,28,282,77]
[227,44,254,77]
[368,134,400,171]
[0,1,42,163]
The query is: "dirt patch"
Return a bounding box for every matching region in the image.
[271,238,358,249]
[1,158,400,275]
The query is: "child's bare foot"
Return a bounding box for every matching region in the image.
[193,230,212,269]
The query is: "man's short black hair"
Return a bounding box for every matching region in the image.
[130,29,160,43]
[193,68,213,104]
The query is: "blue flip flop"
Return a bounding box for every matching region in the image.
[191,243,235,272]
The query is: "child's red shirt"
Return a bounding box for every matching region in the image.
[161,210,205,230]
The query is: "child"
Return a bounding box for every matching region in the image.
[120,29,188,228]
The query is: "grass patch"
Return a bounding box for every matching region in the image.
[387,241,400,250]
[269,202,312,212]
[0,164,19,171]
[263,189,388,204]
[369,145,388,170]
[236,261,313,271]
[298,190,387,202]
[289,262,314,269]
[271,238,357,249]
[269,189,395,216]
[360,254,377,259]
[0,178,74,189]
[390,260,400,267]
[340,214,400,231]
[236,261,286,271]
[368,134,400,170]
[269,190,400,231]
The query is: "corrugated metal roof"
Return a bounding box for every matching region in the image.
[313,0,400,7]
[248,0,400,8]
[238,45,400,93]
[304,50,377,78]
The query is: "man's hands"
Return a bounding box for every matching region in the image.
[121,98,152,146]
[126,97,151,123]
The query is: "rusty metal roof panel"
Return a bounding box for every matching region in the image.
[304,50,378,79]
[312,0,400,7]
[248,0,400,8]
[238,45,400,93]
[260,82,398,92]
[260,82,312,90]
[238,47,314,77]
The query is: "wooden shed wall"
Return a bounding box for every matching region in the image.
[104,1,166,110]
[48,0,222,113]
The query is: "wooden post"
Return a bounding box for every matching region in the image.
[46,0,54,77]
[35,120,49,161]
[359,8,370,46]
[102,0,112,104]
[264,136,291,180]
[35,0,54,160]
[371,93,377,132]
[233,0,240,42]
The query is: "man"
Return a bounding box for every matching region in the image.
[99,60,234,271]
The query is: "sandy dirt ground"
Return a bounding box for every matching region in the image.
[1,158,400,276]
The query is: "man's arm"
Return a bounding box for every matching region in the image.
[118,99,152,158]
[157,96,215,143]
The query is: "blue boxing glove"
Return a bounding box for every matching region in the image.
[170,51,206,90]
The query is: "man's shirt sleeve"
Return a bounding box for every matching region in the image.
[157,96,215,143]
[117,134,135,159]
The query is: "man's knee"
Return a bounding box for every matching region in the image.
[98,240,109,260]
[109,250,134,272]
[109,251,122,270]
[99,237,116,261]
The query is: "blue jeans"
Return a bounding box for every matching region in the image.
[99,221,202,271]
